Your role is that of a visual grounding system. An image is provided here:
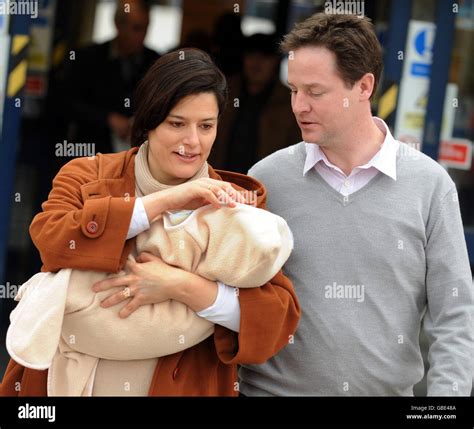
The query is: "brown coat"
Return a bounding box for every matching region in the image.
[209,74,301,169]
[0,147,300,396]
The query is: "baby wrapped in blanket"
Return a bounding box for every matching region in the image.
[7,202,293,395]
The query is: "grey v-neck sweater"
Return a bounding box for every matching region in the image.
[240,141,473,396]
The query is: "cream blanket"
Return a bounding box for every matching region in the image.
[7,203,293,395]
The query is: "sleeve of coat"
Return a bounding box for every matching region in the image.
[0,359,48,396]
[29,156,135,273]
[213,268,301,364]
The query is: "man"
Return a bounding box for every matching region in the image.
[64,0,159,154]
[240,13,473,396]
[210,33,300,173]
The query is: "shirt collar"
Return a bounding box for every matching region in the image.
[303,117,399,180]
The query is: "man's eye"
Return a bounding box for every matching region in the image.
[310,92,324,97]
[290,89,297,94]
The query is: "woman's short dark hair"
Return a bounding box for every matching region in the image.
[131,48,227,147]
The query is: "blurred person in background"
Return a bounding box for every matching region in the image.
[210,33,300,173]
[63,0,159,154]
[212,12,245,77]
[170,29,213,54]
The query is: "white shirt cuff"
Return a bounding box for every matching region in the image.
[197,282,241,332]
[126,198,151,240]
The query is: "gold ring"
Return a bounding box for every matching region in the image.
[122,287,131,298]
[207,184,213,191]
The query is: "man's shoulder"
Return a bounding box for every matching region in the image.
[249,142,304,180]
[397,142,455,192]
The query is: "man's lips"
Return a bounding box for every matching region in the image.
[298,120,319,128]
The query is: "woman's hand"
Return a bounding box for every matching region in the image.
[92,252,220,317]
[141,178,248,222]
[92,252,187,318]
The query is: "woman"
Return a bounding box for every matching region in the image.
[0,48,300,396]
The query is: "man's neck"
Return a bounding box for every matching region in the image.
[320,117,385,176]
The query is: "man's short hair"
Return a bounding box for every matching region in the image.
[281,13,383,98]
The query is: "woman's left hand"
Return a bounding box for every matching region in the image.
[92,252,184,318]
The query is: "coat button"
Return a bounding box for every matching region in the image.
[172,367,179,379]
[86,221,99,234]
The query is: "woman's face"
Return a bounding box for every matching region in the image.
[147,92,219,185]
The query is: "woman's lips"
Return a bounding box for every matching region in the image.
[174,152,199,163]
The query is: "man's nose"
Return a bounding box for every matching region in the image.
[292,91,311,115]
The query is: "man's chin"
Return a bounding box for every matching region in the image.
[301,131,322,145]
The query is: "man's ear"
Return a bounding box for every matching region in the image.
[358,73,375,101]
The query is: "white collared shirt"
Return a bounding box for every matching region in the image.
[303,117,399,195]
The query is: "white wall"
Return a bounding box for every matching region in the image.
[92,2,182,54]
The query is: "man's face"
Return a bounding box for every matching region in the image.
[288,46,359,147]
[116,7,149,55]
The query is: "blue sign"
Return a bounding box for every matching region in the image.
[410,27,434,77]
[414,29,434,59]
[411,63,431,77]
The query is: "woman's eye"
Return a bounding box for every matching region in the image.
[170,121,183,128]
[201,124,214,130]
[310,92,324,97]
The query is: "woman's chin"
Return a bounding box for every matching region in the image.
[172,163,204,180]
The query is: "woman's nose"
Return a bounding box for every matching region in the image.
[182,126,200,146]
